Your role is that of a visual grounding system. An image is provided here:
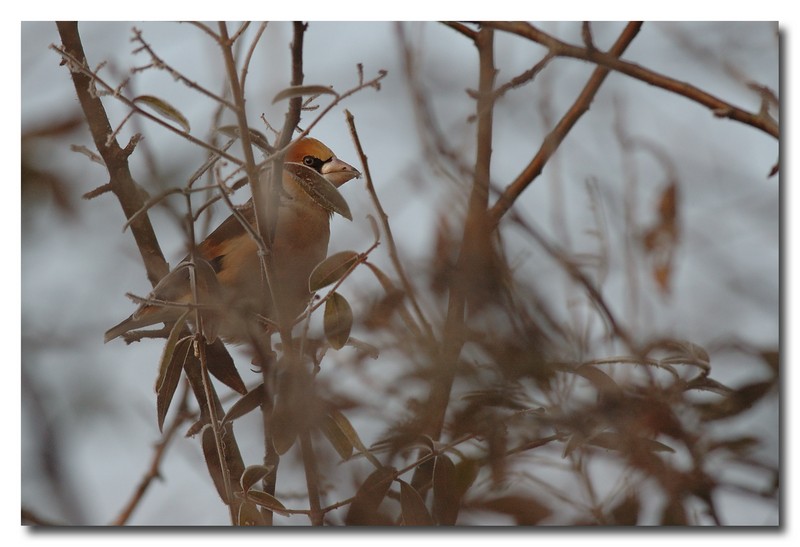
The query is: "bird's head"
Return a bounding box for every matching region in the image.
[286,137,361,187]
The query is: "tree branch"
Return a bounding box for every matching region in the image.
[486,21,778,139]
[55,21,169,286]
[488,21,643,227]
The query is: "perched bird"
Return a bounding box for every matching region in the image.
[104,137,361,345]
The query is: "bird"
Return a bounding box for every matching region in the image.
[104,137,361,345]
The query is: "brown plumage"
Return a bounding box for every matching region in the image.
[105,137,360,344]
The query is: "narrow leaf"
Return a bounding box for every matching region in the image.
[272,84,338,104]
[245,489,288,514]
[205,339,246,394]
[475,495,552,525]
[156,332,191,432]
[453,458,480,503]
[433,454,458,525]
[309,251,360,291]
[411,458,435,494]
[217,125,273,153]
[271,395,299,455]
[189,257,223,344]
[324,292,353,350]
[345,466,395,525]
[222,383,265,425]
[237,501,267,526]
[154,311,189,393]
[399,480,434,526]
[319,413,355,460]
[328,408,379,465]
[284,162,352,220]
[574,365,622,397]
[201,426,228,503]
[588,431,675,453]
[133,95,190,132]
[366,213,381,242]
[241,464,273,493]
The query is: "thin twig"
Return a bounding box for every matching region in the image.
[488,22,644,227]
[131,27,237,110]
[55,22,169,287]
[240,22,269,93]
[112,383,192,525]
[345,110,434,341]
[50,44,243,166]
[485,21,779,139]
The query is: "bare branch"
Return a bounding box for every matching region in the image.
[55,21,170,286]
[488,22,643,227]
[486,21,778,139]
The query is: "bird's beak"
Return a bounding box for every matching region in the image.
[322,157,361,187]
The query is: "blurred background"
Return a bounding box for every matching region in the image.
[21,21,778,525]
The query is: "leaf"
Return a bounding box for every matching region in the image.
[609,493,640,525]
[156,324,191,432]
[272,84,338,104]
[367,214,381,242]
[154,311,189,393]
[684,375,733,396]
[399,480,434,526]
[270,370,306,456]
[319,413,355,460]
[474,495,552,525]
[363,289,406,330]
[284,162,352,220]
[204,339,246,394]
[237,501,267,526]
[240,464,273,493]
[452,458,480,503]
[324,292,353,350]
[760,349,779,374]
[309,251,360,291]
[574,365,622,397]
[410,459,435,493]
[245,489,288,515]
[696,381,775,421]
[271,395,300,455]
[217,125,273,153]
[587,431,675,454]
[133,95,190,132]
[222,383,265,425]
[201,426,229,503]
[432,454,458,525]
[707,435,760,454]
[345,466,395,525]
[326,408,378,464]
[364,262,420,337]
[188,257,223,344]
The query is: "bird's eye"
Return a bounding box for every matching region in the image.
[301,155,328,173]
